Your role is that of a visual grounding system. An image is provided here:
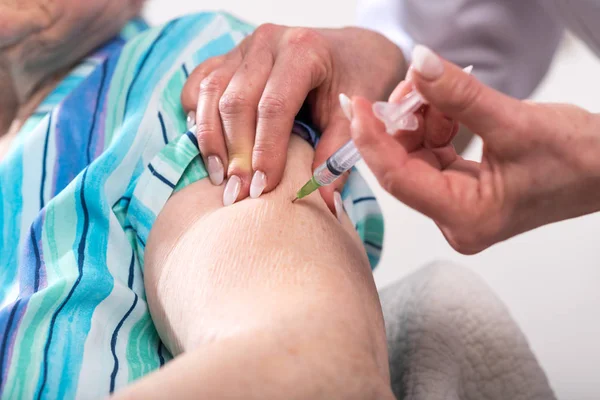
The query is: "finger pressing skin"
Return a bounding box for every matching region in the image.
[195,58,240,186]
[219,36,276,201]
[181,56,226,115]
[350,96,456,222]
[253,30,331,198]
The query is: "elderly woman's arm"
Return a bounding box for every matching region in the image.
[112,135,394,399]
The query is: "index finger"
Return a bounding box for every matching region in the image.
[181,56,226,114]
[350,96,461,222]
[252,32,330,194]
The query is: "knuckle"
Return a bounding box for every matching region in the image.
[280,28,331,83]
[195,122,223,156]
[181,85,198,108]
[284,28,329,65]
[428,117,455,147]
[252,23,280,42]
[285,27,324,49]
[379,169,400,198]
[449,74,483,115]
[516,101,544,137]
[253,138,282,160]
[195,121,218,139]
[352,120,376,148]
[257,93,289,120]
[193,56,225,79]
[219,91,253,117]
[199,73,228,96]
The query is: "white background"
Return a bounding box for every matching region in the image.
[144,1,600,398]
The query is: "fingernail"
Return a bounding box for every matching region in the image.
[186,111,196,130]
[463,65,474,75]
[249,170,267,199]
[207,156,224,186]
[223,175,241,206]
[333,191,344,223]
[412,45,444,80]
[339,93,353,121]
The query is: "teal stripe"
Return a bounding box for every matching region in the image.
[0,145,24,301]
[0,12,384,399]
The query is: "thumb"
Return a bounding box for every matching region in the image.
[313,112,352,213]
[410,45,522,136]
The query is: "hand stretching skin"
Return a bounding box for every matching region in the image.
[180,25,406,208]
[351,45,600,254]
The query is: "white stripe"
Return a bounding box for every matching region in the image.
[19,113,52,260]
[75,215,138,398]
[77,14,237,394]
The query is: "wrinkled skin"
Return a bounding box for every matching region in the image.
[381,263,555,400]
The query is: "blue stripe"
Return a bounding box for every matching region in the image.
[0,299,21,387]
[157,341,165,367]
[39,114,52,209]
[185,130,198,149]
[122,226,145,246]
[182,64,189,78]
[148,164,175,189]
[158,112,168,144]
[353,196,377,204]
[127,251,135,289]
[31,227,41,292]
[364,240,382,251]
[124,21,176,112]
[109,275,138,393]
[36,169,90,400]
[87,61,108,163]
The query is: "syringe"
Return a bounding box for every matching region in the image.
[292,65,472,203]
[292,90,425,202]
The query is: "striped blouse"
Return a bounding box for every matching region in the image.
[0,12,384,399]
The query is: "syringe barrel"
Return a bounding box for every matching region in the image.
[314,140,362,186]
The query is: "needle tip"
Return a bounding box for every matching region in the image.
[292,197,298,203]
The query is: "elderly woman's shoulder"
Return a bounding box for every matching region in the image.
[130,11,254,51]
[113,11,253,87]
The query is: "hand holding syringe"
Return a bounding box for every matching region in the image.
[292,66,473,202]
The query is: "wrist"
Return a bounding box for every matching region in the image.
[505,105,600,238]
[574,111,600,213]
[321,27,408,100]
